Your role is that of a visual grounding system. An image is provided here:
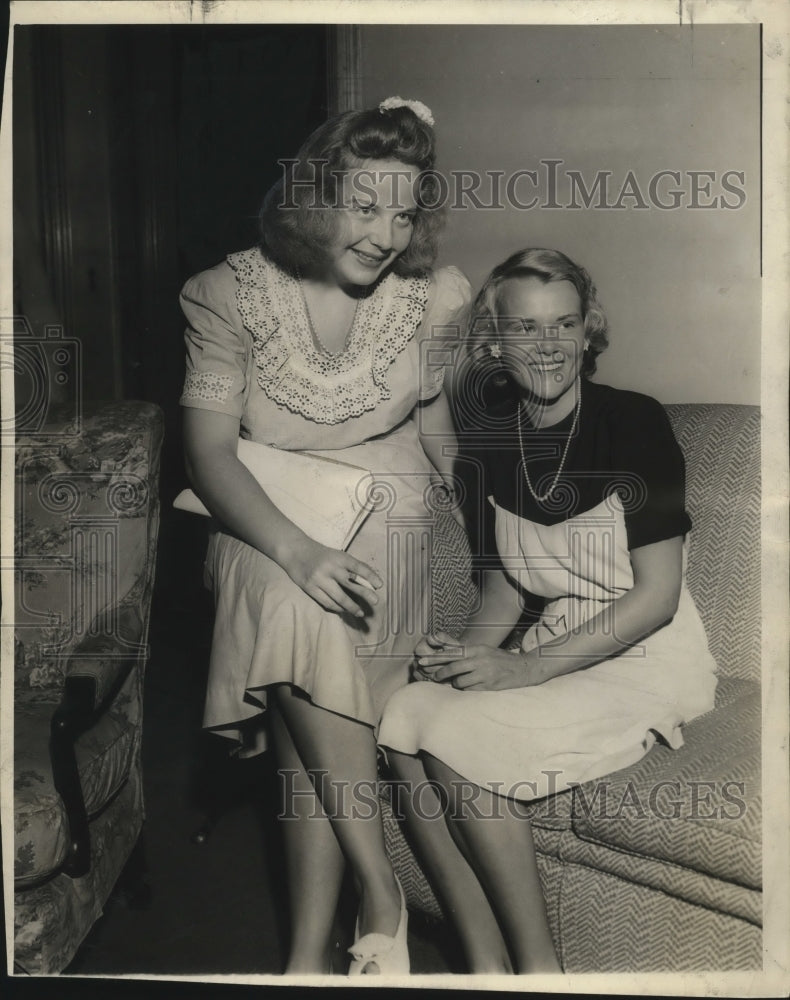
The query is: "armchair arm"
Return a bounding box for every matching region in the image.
[49,604,145,878]
[49,676,95,878]
[63,605,144,710]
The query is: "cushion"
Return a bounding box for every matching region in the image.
[558,829,760,926]
[569,677,761,889]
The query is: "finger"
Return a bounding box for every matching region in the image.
[321,559,380,604]
[413,635,448,658]
[414,638,435,657]
[452,673,483,690]
[322,582,369,619]
[308,587,348,616]
[346,557,384,590]
[416,652,465,668]
[342,576,379,606]
[418,633,465,659]
[433,661,475,683]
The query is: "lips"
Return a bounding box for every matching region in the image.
[528,358,564,374]
[351,248,389,266]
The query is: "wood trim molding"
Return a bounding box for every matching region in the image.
[326,25,361,115]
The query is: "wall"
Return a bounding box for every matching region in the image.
[359,25,760,405]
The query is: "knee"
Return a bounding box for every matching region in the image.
[381,681,424,725]
[379,681,450,750]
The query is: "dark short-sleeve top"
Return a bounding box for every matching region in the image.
[477,379,691,552]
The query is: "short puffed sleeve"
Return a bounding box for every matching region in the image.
[607,391,692,549]
[179,262,248,418]
[416,266,472,400]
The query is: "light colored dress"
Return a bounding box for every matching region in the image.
[378,380,718,800]
[179,246,471,752]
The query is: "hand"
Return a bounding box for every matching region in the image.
[415,635,543,690]
[283,537,383,617]
[412,631,463,680]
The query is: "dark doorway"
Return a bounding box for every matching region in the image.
[14,22,328,492]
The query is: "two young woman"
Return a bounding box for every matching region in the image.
[180,100,716,976]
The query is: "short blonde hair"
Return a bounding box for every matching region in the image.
[468,247,609,379]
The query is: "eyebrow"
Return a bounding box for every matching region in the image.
[502,312,581,323]
[349,195,416,213]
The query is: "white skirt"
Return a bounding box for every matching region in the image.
[378,584,718,801]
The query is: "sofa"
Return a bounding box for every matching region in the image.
[12,400,164,974]
[382,402,761,972]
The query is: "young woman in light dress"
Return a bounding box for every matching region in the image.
[179,99,470,975]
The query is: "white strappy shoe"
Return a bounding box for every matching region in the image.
[347,877,409,976]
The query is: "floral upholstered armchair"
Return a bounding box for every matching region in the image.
[11,401,164,974]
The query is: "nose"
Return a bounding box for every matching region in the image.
[368,215,394,252]
[535,326,561,354]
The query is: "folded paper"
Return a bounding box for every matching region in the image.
[174,438,374,550]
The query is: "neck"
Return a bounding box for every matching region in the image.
[297,264,382,300]
[520,377,581,429]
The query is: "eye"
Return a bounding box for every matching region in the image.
[561,318,579,329]
[497,319,528,336]
[396,211,416,225]
[522,322,539,336]
[356,204,375,216]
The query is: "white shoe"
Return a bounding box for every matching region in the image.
[348,877,409,976]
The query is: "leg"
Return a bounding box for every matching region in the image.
[388,750,512,974]
[270,705,346,973]
[273,685,402,971]
[423,753,561,974]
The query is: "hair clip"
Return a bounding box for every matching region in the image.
[378,97,435,127]
[487,343,503,359]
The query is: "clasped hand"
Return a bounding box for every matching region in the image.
[413,630,541,690]
[284,537,382,617]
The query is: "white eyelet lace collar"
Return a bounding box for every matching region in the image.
[227,248,429,424]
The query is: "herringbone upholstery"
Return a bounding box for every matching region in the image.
[558,864,761,972]
[384,402,762,972]
[427,509,476,637]
[665,404,760,682]
[570,677,761,888]
[381,792,444,918]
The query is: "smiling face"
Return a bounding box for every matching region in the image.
[324,158,419,288]
[496,276,586,419]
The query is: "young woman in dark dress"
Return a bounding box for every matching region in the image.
[379,247,717,973]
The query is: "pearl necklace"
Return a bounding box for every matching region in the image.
[517,379,582,503]
[295,269,358,357]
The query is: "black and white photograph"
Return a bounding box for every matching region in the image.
[2,0,788,995]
